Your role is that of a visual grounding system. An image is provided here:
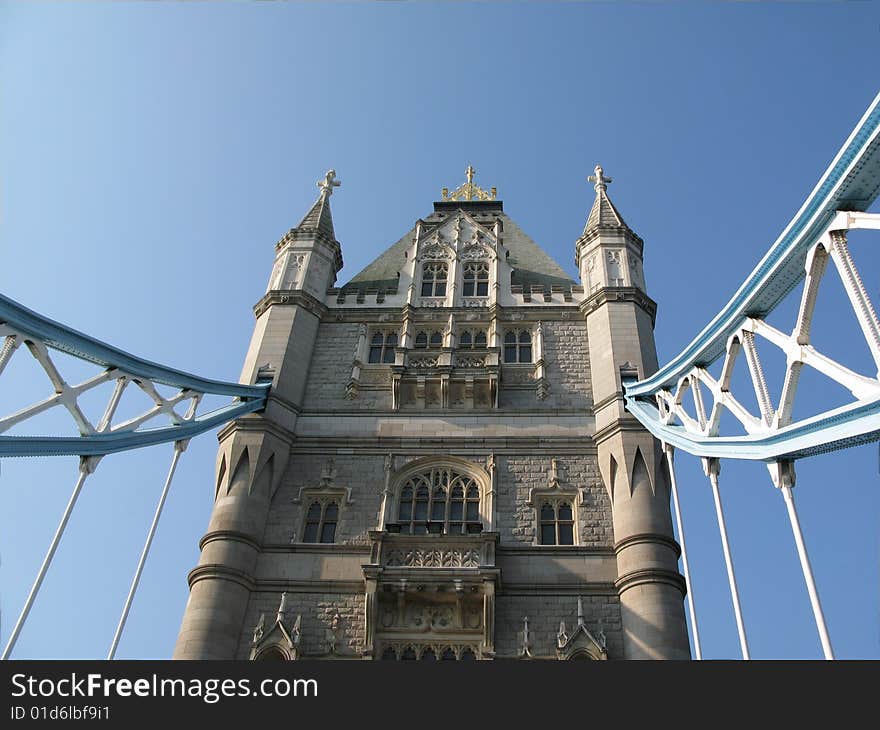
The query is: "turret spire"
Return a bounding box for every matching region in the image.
[583,164,630,235]
[295,168,341,240]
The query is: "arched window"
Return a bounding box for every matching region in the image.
[458,329,487,349]
[462,262,490,297]
[369,331,398,364]
[539,501,575,545]
[414,331,442,349]
[421,262,448,297]
[255,646,288,661]
[396,467,482,535]
[504,330,532,363]
[303,500,338,544]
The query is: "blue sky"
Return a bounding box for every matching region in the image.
[1,2,879,659]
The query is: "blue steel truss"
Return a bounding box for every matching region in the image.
[0,293,269,457]
[624,91,880,461]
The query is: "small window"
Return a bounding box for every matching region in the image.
[368,331,398,364]
[504,330,533,363]
[414,331,442,349]
[414,331,428,349]
[539,501,575,545]
[462,262,490,297]
[421,262,448,297]
[458,329,488,349]
[302,500,339,544]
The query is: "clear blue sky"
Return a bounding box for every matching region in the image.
[1,2,879,659]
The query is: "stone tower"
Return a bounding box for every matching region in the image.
[173,166,690,660]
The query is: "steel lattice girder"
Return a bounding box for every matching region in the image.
[0,293,269,457]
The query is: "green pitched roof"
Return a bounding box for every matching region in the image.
[343,207,576,292]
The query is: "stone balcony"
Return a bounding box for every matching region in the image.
[391,349,500,409]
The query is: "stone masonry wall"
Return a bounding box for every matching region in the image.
[495,455,612,547]
[494,593,623,659]
[263,452,386,545]
[237,591,364,659]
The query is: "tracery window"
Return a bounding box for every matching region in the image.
[458,329,487,349]
[539,501,575,545]
[504,330,532,363]
[414,330,443,349]
[303,500,339,543]
[396,467,482,535]
[462,262,490,297]
[421,262,448,297]
[368,331,398,364]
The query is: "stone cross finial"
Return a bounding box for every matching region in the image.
[466,164,475,184]
[588,164,612,192]
[317,169,341,197]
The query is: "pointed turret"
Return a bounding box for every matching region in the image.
[174,170,346,659]
[578,165,690,659]
[583,165,631,233]
[266,170,343,298]
[294,170,339,241]
[576,165,646,296]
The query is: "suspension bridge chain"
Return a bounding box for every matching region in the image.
[0,294,270,658]
[624,91,880,659]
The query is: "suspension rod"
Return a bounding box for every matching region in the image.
[2,457,99,660]
[664,444,702,660]
[780,485,835,659]
[107,442,186,660]
[705,460,751,659]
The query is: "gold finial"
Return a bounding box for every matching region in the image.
[441,165,497,201]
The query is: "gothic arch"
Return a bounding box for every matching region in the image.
[631,447,653,497]
[228,449,251,496]
[390,456,493,533]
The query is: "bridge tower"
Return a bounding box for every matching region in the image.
[577,166,691,659]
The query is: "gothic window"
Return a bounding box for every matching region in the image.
[462,261,490,297]
[396,467,482,535]
[400,647,417,660]
[539,501,575,545]
[458,329,488,349]
[255,647,288,661]
[421,262,448,297]
[414,330,443,349]
[381,647,397,660]
[303,500,339,543]
[368,331,398,364]
[504,330,533,363]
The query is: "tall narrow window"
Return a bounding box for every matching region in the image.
[368,331,398,364]
[421,262,448,297]
[504,330,533,363]
[462,262,490,297]
[303,500,339,544]
[539,501,575,545]
[396,468,482,535]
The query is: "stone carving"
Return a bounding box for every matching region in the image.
[460,244,491,261]
[421,243,451,260]
[456,356,486,368]
[384,547,481,568]
[409,357,438,368]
